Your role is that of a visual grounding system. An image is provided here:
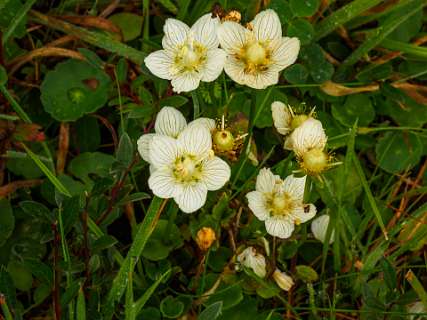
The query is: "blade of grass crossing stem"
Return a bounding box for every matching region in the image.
[406,270,427,310]
[352,148,388,240]
[314,0,383,40]
[76,286,86,320]
[21,143,72,197]
[2,0,37,44]
[134,269,172,315]
[104,197,167,319]
[338,0,425,70]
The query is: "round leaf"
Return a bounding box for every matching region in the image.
[290,0,320,17]
[160,296,184,319]
[109,13,143,41]
[283,64,309,84]
[287,19,314,45]
[7,261,33,291]
[332,94,375,127]
[41,59,111,121]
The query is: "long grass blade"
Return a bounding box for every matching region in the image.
[2,0,37,44]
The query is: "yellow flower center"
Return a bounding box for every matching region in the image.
[239,40,270,74]
[173,155,203,183]
[301,148,329,175]
[174,40,206,73]
[268,192,295,217]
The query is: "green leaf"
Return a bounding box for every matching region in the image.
[296,265,319,282]
[0,199,14,247]
[199,301,223,320]
[0,65,7,85]
[160,295,184,319]
[19,200,53,222]
[206,284,243,310]
[290,0,320,17]
[33,282,50,305]
[74,116,101,152]
[332,94,375,127]
[7,260,33,291]
[376,131,422,174]
[41,59,112,121]
[283,64,309,84]
[116,132,134,166]
[208,247,232,272]
[76,286,86,320]
[288,19,314,45]
[159,96,189,108]
[68,152,115,187]
[380,258,397,291]
[109,13,143,42]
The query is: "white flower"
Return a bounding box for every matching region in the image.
[217,9,300,89]
[144,14,226,93]
[137,107,215,164]
[147,124,230,213]
[246,168,316,239]
[290,118,327,158]
[311,214,334,244]
[407,301,427,320]
[237,247,266,278]
[272,269,294,291]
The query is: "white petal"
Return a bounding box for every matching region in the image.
[217,21,249,53]
[148,169,182,198]
[256,168,278,193]
[155,107,187,138]
[174,183,207,213]
[282,175,306,202]
[265,217,294,239]
[191,13,220,49]
[242,69,280,89]
[283,136,293,150]
[290,204,316,224]
[311,214,334,244]
[291,118,327,157]
[202,157,230,191]
[249,254,267,278]
[251,9,282,42]
[144,50,173,80]
[271,101,292,135]
[162,18,190,51]
[269,37,300,72]
[149,135,179,169]
[177,124,212,156]
[246,191,269,221]
[239,247,266,278]
[223,56,246,85]
[201,49,226,82]
[171,72,201,93]
[137,133,156,163]
[188,117,216,131]
[273,269,294,291]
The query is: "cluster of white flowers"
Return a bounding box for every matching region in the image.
[137,107,230,213]
[144,9,300,91]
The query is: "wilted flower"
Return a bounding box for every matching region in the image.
[196,227,216,251]
[272,269,294,291]
[237,246,266,278]
[311,214,334,244]
[147,124,230,213]
[246,168,316,239]
[137,107,215,165]
[144,14,226,93]
[217,9,300,89]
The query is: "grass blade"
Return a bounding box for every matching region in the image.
[104,196,167,319]
[380,38,427,59]
[2,0,37,44]
[0,294,13,320]
[76,286,86,320]
[406,270,427,310]
[21,143,72,197]
[0,84,32,123]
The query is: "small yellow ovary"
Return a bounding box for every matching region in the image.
[267,191,296,217]
[173,155,203,183]
[174,39,207,73]
[239,40,271,74]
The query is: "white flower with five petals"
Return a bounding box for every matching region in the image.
[137,107,215,165]
[237,247,266,278]
[147,124,230,213]
[217,9,300,89]
[290,118,327,158]
[246,168,316,239]
[144,14,226,93]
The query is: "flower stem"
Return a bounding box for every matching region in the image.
[192,90,200,119]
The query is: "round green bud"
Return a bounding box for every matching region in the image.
[213,129,235,152]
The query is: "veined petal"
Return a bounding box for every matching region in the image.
[188,117,216,131]
[251,9,282,42]
[246,191,269,221]
[178,124,212,157]
[282,175,306,202]
[202,157,231,190]
[144,50,173,80]
[265,216,294,239]
[311,214,334,244]
[137,133,156,163]
[171,72,201,93]
[291,118,327,156]
[155,107,187,138]
[148,169,182,198]
[290,204,316,224]
[271,101,292,135]
[223,56,246,85]
[217,21,249,53]
[242,69,279,89]
[269,37,300,72]
[162,18,190,51]
[191,13,220,49]
[201,48,226,82]
[175,183,207,213]
[149,135,179,169]
[256,168,278,193]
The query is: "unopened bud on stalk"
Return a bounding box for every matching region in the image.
[273,269,294,291]
[213,129,235,152]
[196,227,216,251]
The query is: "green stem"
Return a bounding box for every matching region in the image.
[192,90,200,119]
[0,85,32,123]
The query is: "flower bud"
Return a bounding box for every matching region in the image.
[213,129,235,152]
[290,114,309,130]
[195,227,216,251]
[311,214,334,244]
[237,247,266,278]
[273,269,294,291]
[301,148,329,175]
[295,265,318,283]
